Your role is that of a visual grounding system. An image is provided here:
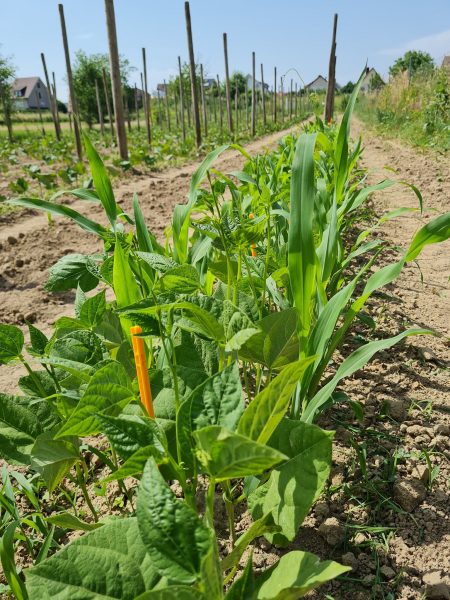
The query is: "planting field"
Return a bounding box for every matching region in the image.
[1,2,450,599]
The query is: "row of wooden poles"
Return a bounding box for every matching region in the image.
[42,2,338,161]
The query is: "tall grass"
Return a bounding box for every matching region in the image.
[355,67,450,151]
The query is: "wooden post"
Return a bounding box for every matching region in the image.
[125,92,131,132]
[280,76,284,122]
[142,48,151,143]
[223,33,233,133]
[95,79,104,135]
[244,80,249,129]
[260,63,266,127]
[41,53,60,139]
[184,1,201,147]
[234,85,238,132]
[174,89,179,127]
[289,78,293,119]
[273,66,277,122]
[295,82,298,117]
[200,64,208,137]
[251,52,256,136]
[134,83,140,131]
[52,72,62,134]
[325,13,338,123]
[36,97,45,136]
[102,67,114,136]
[163,80,171,132]
[68,111,73,132]
[217,74,223,132]
[104,0,128,159]
[178,56,186,142]
[58,4,82,158]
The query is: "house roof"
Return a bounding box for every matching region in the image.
[12,77,42,99]
[304,75,328,88]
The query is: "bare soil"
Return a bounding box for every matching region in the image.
[0,119,449,599]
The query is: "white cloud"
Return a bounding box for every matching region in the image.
[378,28,450,60]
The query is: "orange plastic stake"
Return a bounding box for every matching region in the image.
[249,212,257,257]
[130,325,155,418]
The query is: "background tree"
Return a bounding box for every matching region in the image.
[389,50,434,78]
[229,71,247,97]
[0,53,15,142]
[72,51,133,127]
[340,81,355,94]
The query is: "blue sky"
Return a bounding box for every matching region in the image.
[1,0,450,101]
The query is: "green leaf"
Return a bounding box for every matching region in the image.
[135,588,202,600]
[103,445,167,482]
[46,512,103,532]
[302,328,431,423]
[26,518,161,599]
[56,362,134,437]
[406,211,450,261]
[155,265,200,295]
[225,328,259,353]
[173,144,229,263]
[80,290,106,327]
[137,458,214,584]
[0,324,24,364]
[6,197,107,236]
[27,322,48,356]
[288,133,318,352]
[0,394,59,465]
[0,522,29,600]
[238,358,316,445]
[46,253,99,292]
[113,239,141,336]
[49,330,104,366]
[225,554,255,599]
[239,309,299,368]
[97,413,166,461]
[255,550,350,599]
[30,432,79,492]
[193,426,287,482]
[83,133,118,227]
[248,420,332,544]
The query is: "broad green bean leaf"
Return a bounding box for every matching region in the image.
[0,394,59,465]
[46,253,99,292]
[248,420,332,545]
[18,370,57,398]
[155,265,200,294]
[26,518,161,599]
[136,252,177,273]
[239,309,299,368]
[103,445,167,482]
[0,324,24,364]
[406,211,450,261]
[6,197,107,236]
[302,328,431,423]
[50,330,105,365]
[83,133,118,227]
[151,366,208,421]
[30,432,79,492]
[79,290,106,327]
[193,426,287,481]
[225,328,259,352]
[135,588,202,600]
[27,322,48,356]
[137,458,214,583]
[57,362,134,437]
[97,413,166,461]
[46,512,102,532]
[255,550,350,599]
[238,358,316,445]
[40,357,93,382]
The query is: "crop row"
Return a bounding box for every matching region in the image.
[0,76,449,599]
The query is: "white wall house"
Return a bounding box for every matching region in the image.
[304,75,328,92]
[246,74,269,92]
[12,77,51,110]
[360,68,384,92]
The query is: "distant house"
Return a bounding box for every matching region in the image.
[156,83,167,98]
[304,75,341,93]
[360,67,384,92]
[203,78,216,90]
[12,77,50,110]
[442,56,450,72]
[246,74,269,92]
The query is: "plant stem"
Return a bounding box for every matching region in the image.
[223,481,236,544]
[205,479,216,530]
[75,462,98,522]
